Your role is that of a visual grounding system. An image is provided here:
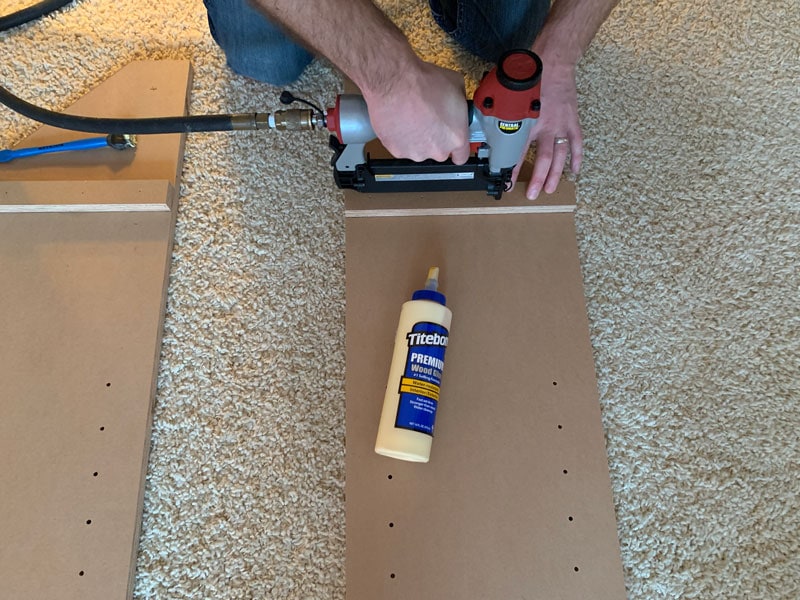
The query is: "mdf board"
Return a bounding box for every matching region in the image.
[0,61,190,600]
[345,184,627,599]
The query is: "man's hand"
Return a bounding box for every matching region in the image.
[511,0,619,200]
[362,59,471,165]
[511,60,583,200]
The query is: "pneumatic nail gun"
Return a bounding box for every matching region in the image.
[276,49,542,200]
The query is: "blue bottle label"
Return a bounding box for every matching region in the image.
[395,321,449,436]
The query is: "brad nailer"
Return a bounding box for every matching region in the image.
[0,49,541,199]
[272,49,542,200]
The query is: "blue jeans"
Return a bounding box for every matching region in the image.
[428,0,548,63]
[204,0,549,85]
[203,0,314,86]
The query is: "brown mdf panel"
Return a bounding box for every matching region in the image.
[345,195,626,598]
[0,210,174,600]
[0,61,189,600]
[0,180,173,212]
[0,60,191,184]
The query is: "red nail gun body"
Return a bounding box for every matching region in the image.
[326,49,542,199]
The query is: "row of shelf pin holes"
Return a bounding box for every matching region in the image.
[383,380,581,580]
[78,381,111,578]
[79,381,582,579]
[553,380,580,574]
[554,377,579,567]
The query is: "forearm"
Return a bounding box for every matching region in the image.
[250,0,470,164]
[250,0,419,97]
[532,0,620,66]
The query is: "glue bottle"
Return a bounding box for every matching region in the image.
[375,267,452,463]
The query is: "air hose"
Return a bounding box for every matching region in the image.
[0,3,245,134]
[1,0,257,134]
[0,0,74,32]
[0,7,326,136]
[0,84,273,133]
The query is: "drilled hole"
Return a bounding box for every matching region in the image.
[79,571,85,577]
[86,520,92,525]
[557,424,563,430]
[93,472,98,477]
[106,382,111,387]
[552,381,558,386]
[389,522,394,528]
[387,474,393,480]
[563,469,569,475]
[390,573,396,579]
[99,426,105,431]
[574,566,580,572]
[568,516,574,522]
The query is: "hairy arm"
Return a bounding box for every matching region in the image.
[251,0,470,163]
[519,0,620,199]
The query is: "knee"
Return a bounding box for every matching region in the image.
[224,45,314,86]
[429,0,549,63]
[204,0,314,85]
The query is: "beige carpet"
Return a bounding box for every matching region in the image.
[2,0,798,597]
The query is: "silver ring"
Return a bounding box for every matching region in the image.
[554,137,569,145]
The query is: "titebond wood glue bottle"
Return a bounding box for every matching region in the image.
[375,267,452,463]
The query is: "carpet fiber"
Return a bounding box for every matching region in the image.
[1,0,798,598]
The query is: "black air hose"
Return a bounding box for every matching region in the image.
[0,84,269,134]
[0,0,74,31]
[1,2,271,134]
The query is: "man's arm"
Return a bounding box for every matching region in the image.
[518,0,620,199]
[251,0,470,164]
